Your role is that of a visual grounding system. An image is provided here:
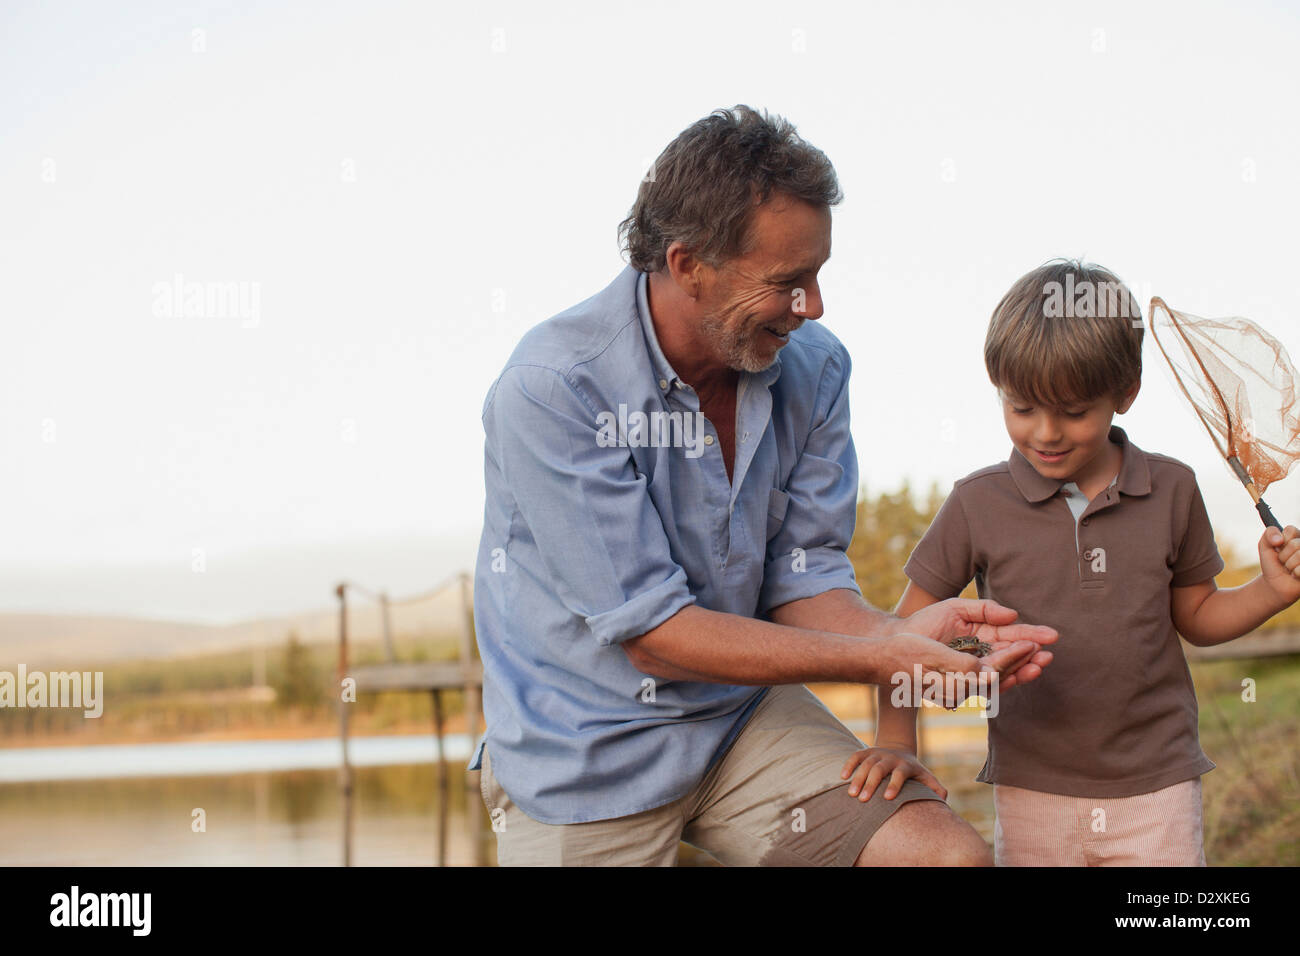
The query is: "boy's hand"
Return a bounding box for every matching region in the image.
[841,747,948,802]
[901,598,1057,690]
[1259,524,1300,605]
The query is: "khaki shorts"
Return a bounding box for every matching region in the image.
[480,682,946,866]
[993,778,1206,866]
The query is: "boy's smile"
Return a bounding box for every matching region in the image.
[1000,384,1139,498]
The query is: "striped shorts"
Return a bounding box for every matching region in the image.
[993,778,1206,866]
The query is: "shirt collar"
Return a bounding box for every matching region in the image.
[635,270,681,389]
[1007,424,1152,502]
[635,270,783,392]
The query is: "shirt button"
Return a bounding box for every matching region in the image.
[658,379,668,390]
[704,435,715,446]
[1081,517,1090,525]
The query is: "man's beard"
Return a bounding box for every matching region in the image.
[699,310,781,373]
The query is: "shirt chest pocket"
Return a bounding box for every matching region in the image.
[766,488,790,541]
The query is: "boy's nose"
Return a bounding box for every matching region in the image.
[1034,416,1063,444]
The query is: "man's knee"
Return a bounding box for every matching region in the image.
[853,799,992,867]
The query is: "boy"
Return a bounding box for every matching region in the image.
[841,259,1300,865]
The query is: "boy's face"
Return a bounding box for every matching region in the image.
[999,384,1139,487]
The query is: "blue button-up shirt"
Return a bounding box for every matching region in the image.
[468,265,862,824]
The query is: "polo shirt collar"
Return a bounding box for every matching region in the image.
[635,270,784,393]
[1007,424,1152,502]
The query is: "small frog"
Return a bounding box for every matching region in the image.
[946,636,993,658]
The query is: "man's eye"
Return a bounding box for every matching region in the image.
[1063,409,1089,418]
[1012,406,1032,415]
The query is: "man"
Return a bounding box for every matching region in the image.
[469,105,1056,866]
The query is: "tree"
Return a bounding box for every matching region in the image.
[276,631,318,709]
[846,482,948,613]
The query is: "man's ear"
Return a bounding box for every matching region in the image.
[663,241,706,299]
[1116,381,1141,414]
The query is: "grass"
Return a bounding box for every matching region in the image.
[1194,654,1300,865]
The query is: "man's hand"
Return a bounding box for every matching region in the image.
[897,598,1057,691]
[868,631,1011,706]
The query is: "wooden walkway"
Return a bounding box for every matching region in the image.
[1182,626,1300,660]
[335,572,485,867]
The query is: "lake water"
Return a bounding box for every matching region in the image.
[0,733,474,783]
[0,734,492,866]
[0,732,992,865]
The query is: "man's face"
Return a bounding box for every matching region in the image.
[695,195,832,373]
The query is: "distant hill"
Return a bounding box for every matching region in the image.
[0,582,469,668]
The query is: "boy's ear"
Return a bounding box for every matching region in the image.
[1116,381,1141,414]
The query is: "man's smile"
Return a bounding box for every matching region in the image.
[762,320,802,343]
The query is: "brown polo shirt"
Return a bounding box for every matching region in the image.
[903,425,1221,797]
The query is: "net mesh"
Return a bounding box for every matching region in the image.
[1149,297,1300,495]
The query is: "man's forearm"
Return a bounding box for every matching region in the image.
[768,587,902,639]
[623,604,893,685]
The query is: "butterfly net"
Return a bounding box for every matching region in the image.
[1148,297,1300,497]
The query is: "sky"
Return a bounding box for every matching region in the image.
[4,0,1300,622]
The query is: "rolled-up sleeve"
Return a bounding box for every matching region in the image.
[484,363,696,646]
[758,347,863,613]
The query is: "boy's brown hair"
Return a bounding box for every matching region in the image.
[985,259,1143,408]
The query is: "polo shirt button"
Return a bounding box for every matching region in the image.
[1082,517,1090,525]
[704,435,715,446]
[659,379,669,390]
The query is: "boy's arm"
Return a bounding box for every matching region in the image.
[874,581,948,752]
[1172,525,1300,646]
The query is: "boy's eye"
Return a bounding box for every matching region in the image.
[1063,408,1089,418]
[1011,406,1032,415]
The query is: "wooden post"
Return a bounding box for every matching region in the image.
[433,688,447,866]
[380,591,395,663]
[337,582,354,867]
[459,571,485,866]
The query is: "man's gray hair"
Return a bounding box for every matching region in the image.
[618,105,842,273]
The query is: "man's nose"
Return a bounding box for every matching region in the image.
[793,280,824,321]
